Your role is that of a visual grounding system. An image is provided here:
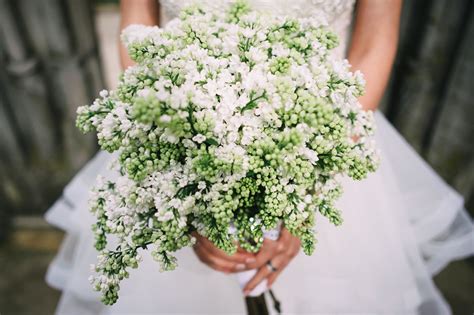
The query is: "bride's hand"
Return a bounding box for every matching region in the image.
[192,232,256,273]
[243,228,300,295]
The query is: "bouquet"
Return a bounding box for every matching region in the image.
[77,0,378,305]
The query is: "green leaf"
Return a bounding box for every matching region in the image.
[176,183,198,198]
[205,138,219,146]
[240,91,266,113]
[241,101,258,113]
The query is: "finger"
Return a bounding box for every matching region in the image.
[288,236,301,259]
[193,244,228,272]
[266,255,289,288]
[267,238,300,288]
[195,232,254,264]
[207,243,254,264]
[236,246,257,264]
[276,228,292,252]
[197,239,250,272]
[245,239,278,269]
[194,244,246,273]
[237,244,253,255]
[266,264,286,288]
[243,264,272,295]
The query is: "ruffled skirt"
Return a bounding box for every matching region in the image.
[45,112,474,314]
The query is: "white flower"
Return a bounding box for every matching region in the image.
[159,115,172,123]
[192,134,206,143]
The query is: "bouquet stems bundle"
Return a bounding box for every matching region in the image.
[77,0,378,305]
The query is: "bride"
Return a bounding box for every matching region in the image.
[45,0,474,314]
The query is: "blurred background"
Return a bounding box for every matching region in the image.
[0,0,473,314]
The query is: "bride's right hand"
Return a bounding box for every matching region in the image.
[192,232,257,273]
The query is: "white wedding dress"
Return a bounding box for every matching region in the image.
[45,0,474,314]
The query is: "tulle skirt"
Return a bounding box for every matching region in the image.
[45,112,474,314]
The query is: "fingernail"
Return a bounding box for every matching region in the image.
[236,264,246,271]
[245,258,256,264]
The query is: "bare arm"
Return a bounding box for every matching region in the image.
[347,0,402,111]
[119,0,160,69]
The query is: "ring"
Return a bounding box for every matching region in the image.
[266,260,278,272]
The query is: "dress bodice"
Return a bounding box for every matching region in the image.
[159,0,356,57]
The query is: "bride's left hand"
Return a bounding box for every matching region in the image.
[243,228,301,295]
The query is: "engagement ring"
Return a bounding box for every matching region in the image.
[266,261,278,272]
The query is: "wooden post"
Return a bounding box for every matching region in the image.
[0,0,103,233]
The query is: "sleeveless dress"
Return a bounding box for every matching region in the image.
[45,1,474,314]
